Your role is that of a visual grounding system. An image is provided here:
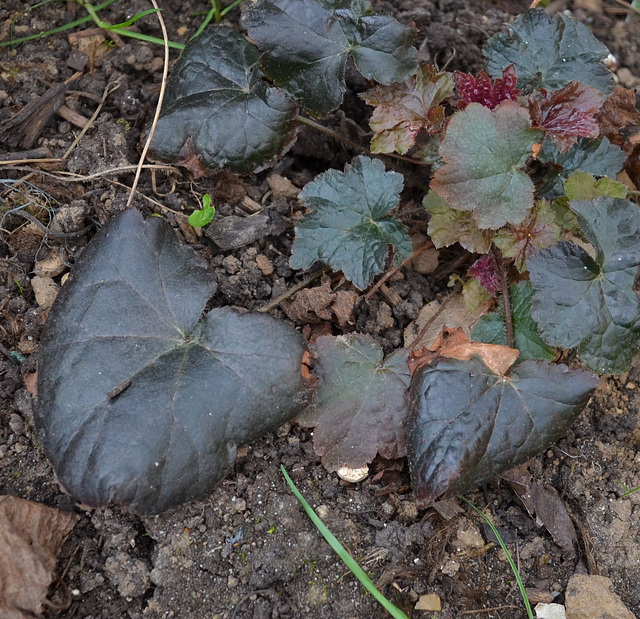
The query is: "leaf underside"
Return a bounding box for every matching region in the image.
[407,355,598,507]
[242,0,417,116]
[297,334,411,470]
[35,209,311,514]
[472,281,556,361]
[528,196,640,374]
[290,155,412,289]
[431,101,544,229]
[147,26,298,177]
[483,8,614,95]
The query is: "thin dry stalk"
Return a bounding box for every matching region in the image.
[126,0,170,208]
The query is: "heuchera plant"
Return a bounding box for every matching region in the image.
[36,2,640,513]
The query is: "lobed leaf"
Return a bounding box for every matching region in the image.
[471,281,556,361]
[493,200,561,272]
[431,101,544,229]
[538,136,626,198]
[563,170,627,201]
[297,334,411,471]
[147,27,298,177]
[242,0,417,117]
[407,355,598,507]
[454,64,520,110]
[423,191,494,253]
[483,8,614,95]
[35,209,312,514]
[361,64,454,154]
[290,156,412,289]
[528,196,640,374]
[528,82,606,152]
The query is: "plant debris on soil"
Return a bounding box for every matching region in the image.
[1,1,640,618]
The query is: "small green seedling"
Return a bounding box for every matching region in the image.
[281,465,409,619]
[188,193,215,227]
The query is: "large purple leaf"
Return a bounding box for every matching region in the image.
[35,209,312,514]
[407,356,598,507]
[297,334,410,471]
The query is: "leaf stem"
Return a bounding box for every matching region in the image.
[495,249,514,349]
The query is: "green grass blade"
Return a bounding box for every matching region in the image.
[461,496,533,619]
[1,0,119,47]
[281,465,409,619]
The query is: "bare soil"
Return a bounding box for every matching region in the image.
[1,1,640,618]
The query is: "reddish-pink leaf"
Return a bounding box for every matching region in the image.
[529,82,606,152]
[468,254,500,294]
[454,64,520,110]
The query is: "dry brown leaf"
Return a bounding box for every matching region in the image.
[595,87,640,147]
[430,326,519,375]
[502,467,577,552]
[403,293,490,349]
[0,495,79,619]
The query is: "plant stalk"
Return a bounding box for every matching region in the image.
[495,250,514,349]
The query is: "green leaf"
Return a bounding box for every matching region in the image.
[290,156,412,289]
[35,209,312,514]
[407,355,598,507]
[493,200,561,272]
[361,64,454,154]
[471,281,556,361]
[423,191,494,253]
[147,26,298,177]
[431,101,544,229]
[188,194,216,227]
[297,334,410,471]
[528,197,640,374]
[538,137,626,199]
[483,8,614,95]
[242,0,417,116]
[564,170,628,201]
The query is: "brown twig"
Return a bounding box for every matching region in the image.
[365,241,433,300]
[406,286,460,350]
[258,267,331,313]
[459,605,519,615]
[61,77,122,161]
[8,209,94,239]
[126,0,170,208]
[609,0,640,16]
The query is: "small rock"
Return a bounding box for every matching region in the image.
[222,255,242,274]
[617,67,640,88]
[9,414,25,436]
[441,558,460,577]
[255,254,274,276]
[410,233,439,275]
[31,276,59,309]
[565,574,635,619]
[415,593,441,611]
[315,505,330,520]
[34,250,66,277]
[375,302,395,332]
[267,174,299,199]
[535,603,566,619]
